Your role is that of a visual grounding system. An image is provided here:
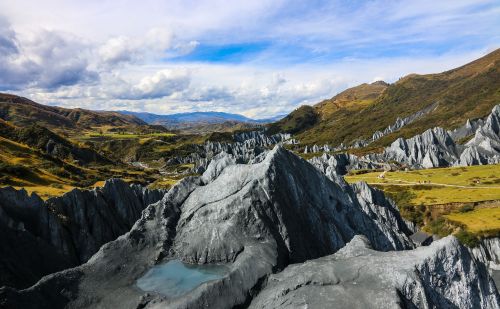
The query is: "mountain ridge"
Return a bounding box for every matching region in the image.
[269,48,500,149]
[118,110,284,131]
[0,93,146,132]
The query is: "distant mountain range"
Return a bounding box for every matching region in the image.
[118,110,285,130]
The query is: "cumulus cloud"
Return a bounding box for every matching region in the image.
[0,18,97,90]
[98,28,175,66]
[131,69,190,99]
[1,1,498,117]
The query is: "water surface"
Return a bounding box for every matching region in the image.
[136,259,230,298]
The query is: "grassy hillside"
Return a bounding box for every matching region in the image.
[0,93,146,133]
[267,105,319,134]
[345,164,500,242]
[272,48,500,148]
[0,119,156,198]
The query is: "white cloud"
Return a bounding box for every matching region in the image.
[0,1,498,117]
[128,69,190,100]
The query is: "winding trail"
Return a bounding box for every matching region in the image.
[347,176,500,189]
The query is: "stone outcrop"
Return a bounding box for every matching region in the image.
[0,146,415,308]
[380,127,460,168]
[472,237,500,288]
[0,179,165,289]
[373,104,500,169]
[303,103,439,154]
[305,104,500,171]
[456,105,500,166]
[448,118,484,141]
[309,152,381,176]
[473,237,500,269]
[164,131,294,173]
[249,235,499,309]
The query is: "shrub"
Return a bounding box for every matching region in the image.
[427,217,453,237]
[455,230,479,248]
[459,204,474,213]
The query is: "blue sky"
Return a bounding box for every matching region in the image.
[0,0,498,117]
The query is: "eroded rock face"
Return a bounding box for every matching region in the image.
[304,103,439,153]
[382,127,460,168]
[306,104,500,171]
[0,179,165,289]
[472,237,500,290]
[164,131,294,174]
[457,105,500,166]
[309,153,379,176]
[449,118,485,141]
[249,235,500,309]
[0,146,415,309]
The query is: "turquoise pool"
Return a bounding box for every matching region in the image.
[136,259,230,298]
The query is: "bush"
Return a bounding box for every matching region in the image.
[455,230,479,248]
[427,217,453,237]
[46,167,70,178]
[459,204,474,213]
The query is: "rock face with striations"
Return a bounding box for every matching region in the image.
[165,131,294,173]
[456,105,500,166]
[0,146,416,308]
[381,127,460,168]
[305,104,500,172]
[249,235,499,309]
[0,179,165,289]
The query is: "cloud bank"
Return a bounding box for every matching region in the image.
[0,0,498,118]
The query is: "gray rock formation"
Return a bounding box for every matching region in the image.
[368,102,439,145]
[0,179,165,289]
[448,118,485,141]
[306,104,500,171]
[309,152,381,176]
[380,127,460,168]
[472,237,500,288]
[473,237,500,269]
[304,103,439,154]
[164,131,294,173]
[0,146,415,308]
[456,105,500,166]
[249,235,499,309]
[377,104,500,169]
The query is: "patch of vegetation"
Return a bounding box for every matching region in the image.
[267,105,319,135]
[446,207,500,234]
[425,217,454,237]
[0,161,31,177]
[455,229,480,247]
[459,204,474,213]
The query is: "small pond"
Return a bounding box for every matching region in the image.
[136,259,230,298]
